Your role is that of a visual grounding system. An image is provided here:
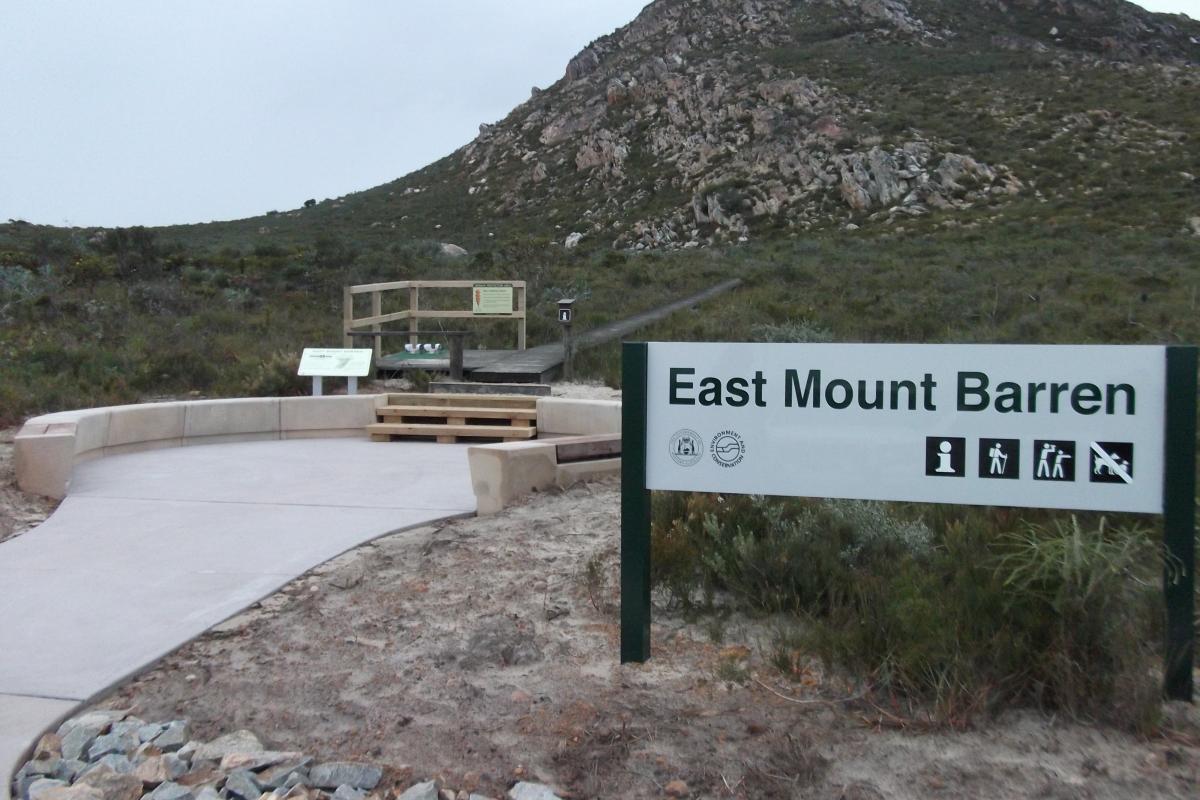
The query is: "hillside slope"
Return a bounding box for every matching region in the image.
[124,0,1200,253]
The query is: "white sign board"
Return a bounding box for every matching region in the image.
[297,348,373,377]
[645,343,1166,513]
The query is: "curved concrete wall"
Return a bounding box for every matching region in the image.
[15,396,383,499]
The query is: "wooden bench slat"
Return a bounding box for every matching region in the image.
[367,422,537,440]
[555,434,622,463]
[385,393,537,410]
[377,406,538,420]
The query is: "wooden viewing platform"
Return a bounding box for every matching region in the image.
[375,278,743,383]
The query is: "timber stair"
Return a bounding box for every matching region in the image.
[368,393,537,443]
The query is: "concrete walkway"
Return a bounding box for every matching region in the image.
[0,438,476,799]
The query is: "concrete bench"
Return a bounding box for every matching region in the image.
[468,397,621,514]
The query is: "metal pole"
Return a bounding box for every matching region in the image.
[562,325,574,381]
[312,376,323,397]
[348,376,357,396]
[1163,345,1197,701]
[621,342,652,663]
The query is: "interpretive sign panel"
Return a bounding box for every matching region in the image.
[297,348,373,377]
[621,342,1197,701]
[645,343,1165,513]
[472,283,514,316]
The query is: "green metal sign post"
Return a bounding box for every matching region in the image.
[621,342,652,663]
[1163,345,1196,701]
[621,342,1197,701]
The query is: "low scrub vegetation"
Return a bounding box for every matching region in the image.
[652,492,1168,731]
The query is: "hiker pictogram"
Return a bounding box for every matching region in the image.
[925,437,965,477]
[1090,442,1134,484]
[1034,440,1075,482]
[979,438,1020,480]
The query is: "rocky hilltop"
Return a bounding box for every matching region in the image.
[439,0,1196,250]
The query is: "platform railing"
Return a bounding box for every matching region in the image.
[342,280,527,358]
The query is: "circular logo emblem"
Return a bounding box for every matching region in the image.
[669,429,703,467]
[710,430,745,468]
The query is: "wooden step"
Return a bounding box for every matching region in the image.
[367,422,538,444]
[385,393,537,410]
[376,405,537,421]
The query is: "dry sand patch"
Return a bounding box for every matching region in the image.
[66,479,1198,799]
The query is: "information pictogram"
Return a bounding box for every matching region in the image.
[925,437,965,477]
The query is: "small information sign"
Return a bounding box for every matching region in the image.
[472,283,514,316]
[297,348,373,377]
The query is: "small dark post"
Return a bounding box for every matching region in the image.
[1163,345,1197,701]
[621,342,652,663]
[558,298,576,381]
[447,332,465,381]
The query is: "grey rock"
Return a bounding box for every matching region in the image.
[61,724,105,762]
[137,725,166,744]
[194,790,220,800]
[439,243,468,258]
[153,724,191,754]
[144,782,194,800]
[397,782,438,800]
[508,784,562,800]
[219,751,304,773]
[27,779,68,800]
[57,711,127,739]
[54,760,88,783]
[76,769,144,800]
[307,763,381,791]
[191,732,262,762]
[94,755,134,775]
[89,732,138,761]
[109,722,144,738]
[257,760,312,790]
[332,787,364,800]
[133,754,188,786]
[278,774,306,792]
[174,742,200,762]
[21,759,61,778]
[220,770,259,800]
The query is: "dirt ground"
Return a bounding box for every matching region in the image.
[77,480,1198,800]
[5,388,1199,799]
[0,427,56,544]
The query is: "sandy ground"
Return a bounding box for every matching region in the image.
[0,428,56,544]
[74,479,1198,799]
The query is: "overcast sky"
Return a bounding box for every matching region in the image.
[0,0,1194,228]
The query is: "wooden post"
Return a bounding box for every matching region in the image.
[371,291,382,361]
[342,287,353,347]
[408,285,419,347]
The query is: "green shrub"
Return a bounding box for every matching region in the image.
[239,350,307,397]
[652,493,1165,729]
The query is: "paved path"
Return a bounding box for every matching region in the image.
[0,439,476,798]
